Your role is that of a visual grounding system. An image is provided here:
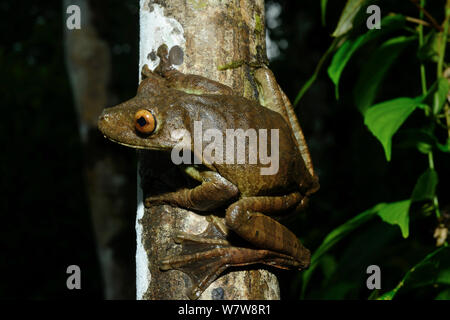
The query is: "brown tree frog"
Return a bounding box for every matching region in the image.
[98,45,319,299]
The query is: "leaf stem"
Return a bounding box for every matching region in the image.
[437,1,449,78]
[442,1,450,143]
[418,0,441,220]
[409,0,444,31]
[294,38,338,107]
[418,0,428,95]
[406,16,431,28]
[439,1,450,142]
[427,152,441,218]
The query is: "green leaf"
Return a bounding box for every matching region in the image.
[435,288,450,300]
[321,0,328,26]
[301,203,386,297]
[328,36,366,99]
[433,77,450,114]
[364,97,419,161]
[378,289,396,300]
[332,0,366,37]
[420,77,450,115]
[294,74,317,106]
[397,129,448,155]
[354,36,416,114]
[411,169,438,203]
[437,139,450,153]
[396,129,435,150]
[320,254,338,284]
[377,200,411,238]
[379,246,450,300]
[417,30,440,63]
[416,141,433,154]
[368,289,382,300]
[294,39,338,106]
[328,15,406,97]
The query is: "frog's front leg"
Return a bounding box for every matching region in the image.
[145,168,239,211]
[225,193,311,268]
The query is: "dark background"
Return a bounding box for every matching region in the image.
[1,0,448,299]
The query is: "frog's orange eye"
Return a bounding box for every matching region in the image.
[134,109,156,134]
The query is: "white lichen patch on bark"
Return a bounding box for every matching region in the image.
[139,0,186,73]
[180,210,209,235]
[200,269,280,300]
[137,0,186,300]
[261,270,280,299]
[136,169,149,300]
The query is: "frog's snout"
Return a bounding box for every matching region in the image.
[98,109,120,140]
[98,112,106,123]
[97,111,110,135]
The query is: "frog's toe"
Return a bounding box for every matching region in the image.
[159,217,233,299]
[159,246,303,299]
[159,248,230,299]
[173,232,229,246]
[144,196,156,207]
[159,215,304,299]
[144,195,169,207]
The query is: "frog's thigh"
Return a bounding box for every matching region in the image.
[254,68,316,179]
[225,192,310,265]
[254,68,287,118]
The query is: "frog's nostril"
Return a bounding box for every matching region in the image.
[99,112,109,122]
[98,113,111,134]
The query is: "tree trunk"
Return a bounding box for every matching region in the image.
[64,0,135,299]
[137,0,280,300]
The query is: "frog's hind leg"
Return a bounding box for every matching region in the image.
[160,215,301,300]
[161,247,300,300]
[254,67,316,180]
[225,192,311,268]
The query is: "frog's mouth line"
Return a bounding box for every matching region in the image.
[102,135,170,151]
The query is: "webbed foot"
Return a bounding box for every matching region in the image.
[159,216,304,299]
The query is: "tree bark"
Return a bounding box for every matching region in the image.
[137,0,280,300]
[64,0,135,299]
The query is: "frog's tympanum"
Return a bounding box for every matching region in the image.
[98,45,319,299]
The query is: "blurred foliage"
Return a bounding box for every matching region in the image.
[276,0,449,300]
[0,0,448,299]
[0,0,138,299]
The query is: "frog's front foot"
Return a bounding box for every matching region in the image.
[144,190,192,208]
[144,194,170,207]
[159,216,303,299]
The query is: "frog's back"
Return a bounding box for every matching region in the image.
[182,94,316,197]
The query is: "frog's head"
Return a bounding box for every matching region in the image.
[98,77,191,151]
